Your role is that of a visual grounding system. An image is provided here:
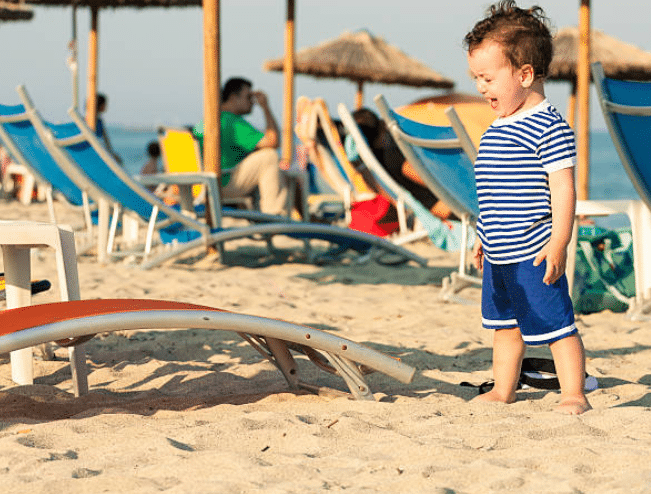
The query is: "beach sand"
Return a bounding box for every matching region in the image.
[1,199,650,493]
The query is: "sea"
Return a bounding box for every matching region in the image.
[110,126,638,230]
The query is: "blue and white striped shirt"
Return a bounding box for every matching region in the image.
[474,100,576,264]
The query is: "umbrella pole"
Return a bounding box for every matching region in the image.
[355,81,363,109]
[202,0,220,230]
[281,0,295,171]
[566,78,577,128]
[69,5,78,110]
[576,0,591,201]
[85,6,99,131]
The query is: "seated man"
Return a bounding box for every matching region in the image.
[193,77,288,216]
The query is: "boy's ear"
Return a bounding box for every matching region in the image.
[520,64,535,88]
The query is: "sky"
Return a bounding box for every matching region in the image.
[2,1,651,131]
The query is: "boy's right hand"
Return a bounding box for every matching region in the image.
[472,238,484,271]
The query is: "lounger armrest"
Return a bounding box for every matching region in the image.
[134,171,220,188]
[135,172,221,226]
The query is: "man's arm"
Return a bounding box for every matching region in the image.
[533,166,576,284]
[252,91,279,149]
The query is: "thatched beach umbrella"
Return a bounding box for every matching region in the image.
[551,27,651,82]
[0,1,33,20]
[10,0,221,235]
[11,0,202,131]
[263,29,455,111]
[10,0,298,216]
[550,23,651,200]
[550,26,651,123]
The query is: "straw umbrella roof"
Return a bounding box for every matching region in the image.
[550,26,651,81]
[0,1,33,20]
[264,29,455,89]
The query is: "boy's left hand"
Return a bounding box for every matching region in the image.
[533,243,566,285]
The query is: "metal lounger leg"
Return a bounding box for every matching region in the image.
[323,352,375,401]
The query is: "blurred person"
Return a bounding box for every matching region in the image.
[140,140,161,176]
[94,93,123,165]
[193,77,287,216]
[346,107,456,221]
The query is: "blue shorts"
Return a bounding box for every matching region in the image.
[481,259,577,345]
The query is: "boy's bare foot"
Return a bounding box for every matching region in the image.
[472,388,517,404]
[555,396,592,415]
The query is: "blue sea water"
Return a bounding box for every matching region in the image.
[109,126,160,176]
[110,126,637,229]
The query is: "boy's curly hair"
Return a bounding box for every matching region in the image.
[463,0,553,79]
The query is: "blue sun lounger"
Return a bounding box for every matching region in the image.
[18,87,427,269]
[338,102,476,252]
[2,94,291,259]
[374,94,481,300]
[585,61,651,319]
[0,102,96,249]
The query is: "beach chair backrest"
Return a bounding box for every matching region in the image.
[311,98,375,196]
[159,128,202,174]
[0,103,86,207]
[337,102,409,207]
[295,97,353,198]
[50,118,166,223]
[592,62,651,211]
[17,86,208,236]
[375,94,480,222]
[338,101,469,251]
[158,127,204,198]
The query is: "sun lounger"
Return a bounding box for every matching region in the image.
[151,126,254,211]
[0,101,96,250]
[295,97,376,223]
[570,62,651,320]
[0,220,415,401]
[0,299,415,401]
[18,86,427,269]
[375,94,481,300]
[301,97,440,246]
[338,102,473,250]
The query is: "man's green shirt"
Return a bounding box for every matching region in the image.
[192,112,264,187]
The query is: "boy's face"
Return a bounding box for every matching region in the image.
[467,40,533,118]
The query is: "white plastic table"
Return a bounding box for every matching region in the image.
[0,221,88,396]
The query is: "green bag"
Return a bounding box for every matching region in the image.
[571,226,636,314]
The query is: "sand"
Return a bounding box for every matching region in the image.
[1,198,650,494]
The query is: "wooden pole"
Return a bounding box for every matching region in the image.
[70,5,79,110]
[202,0,220,231]
[281,0,295,170]
[202,0,220,178]
[566,78,577,129]
[355,80,364,109]
[576,0,591,200]
[85,6,99,131]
